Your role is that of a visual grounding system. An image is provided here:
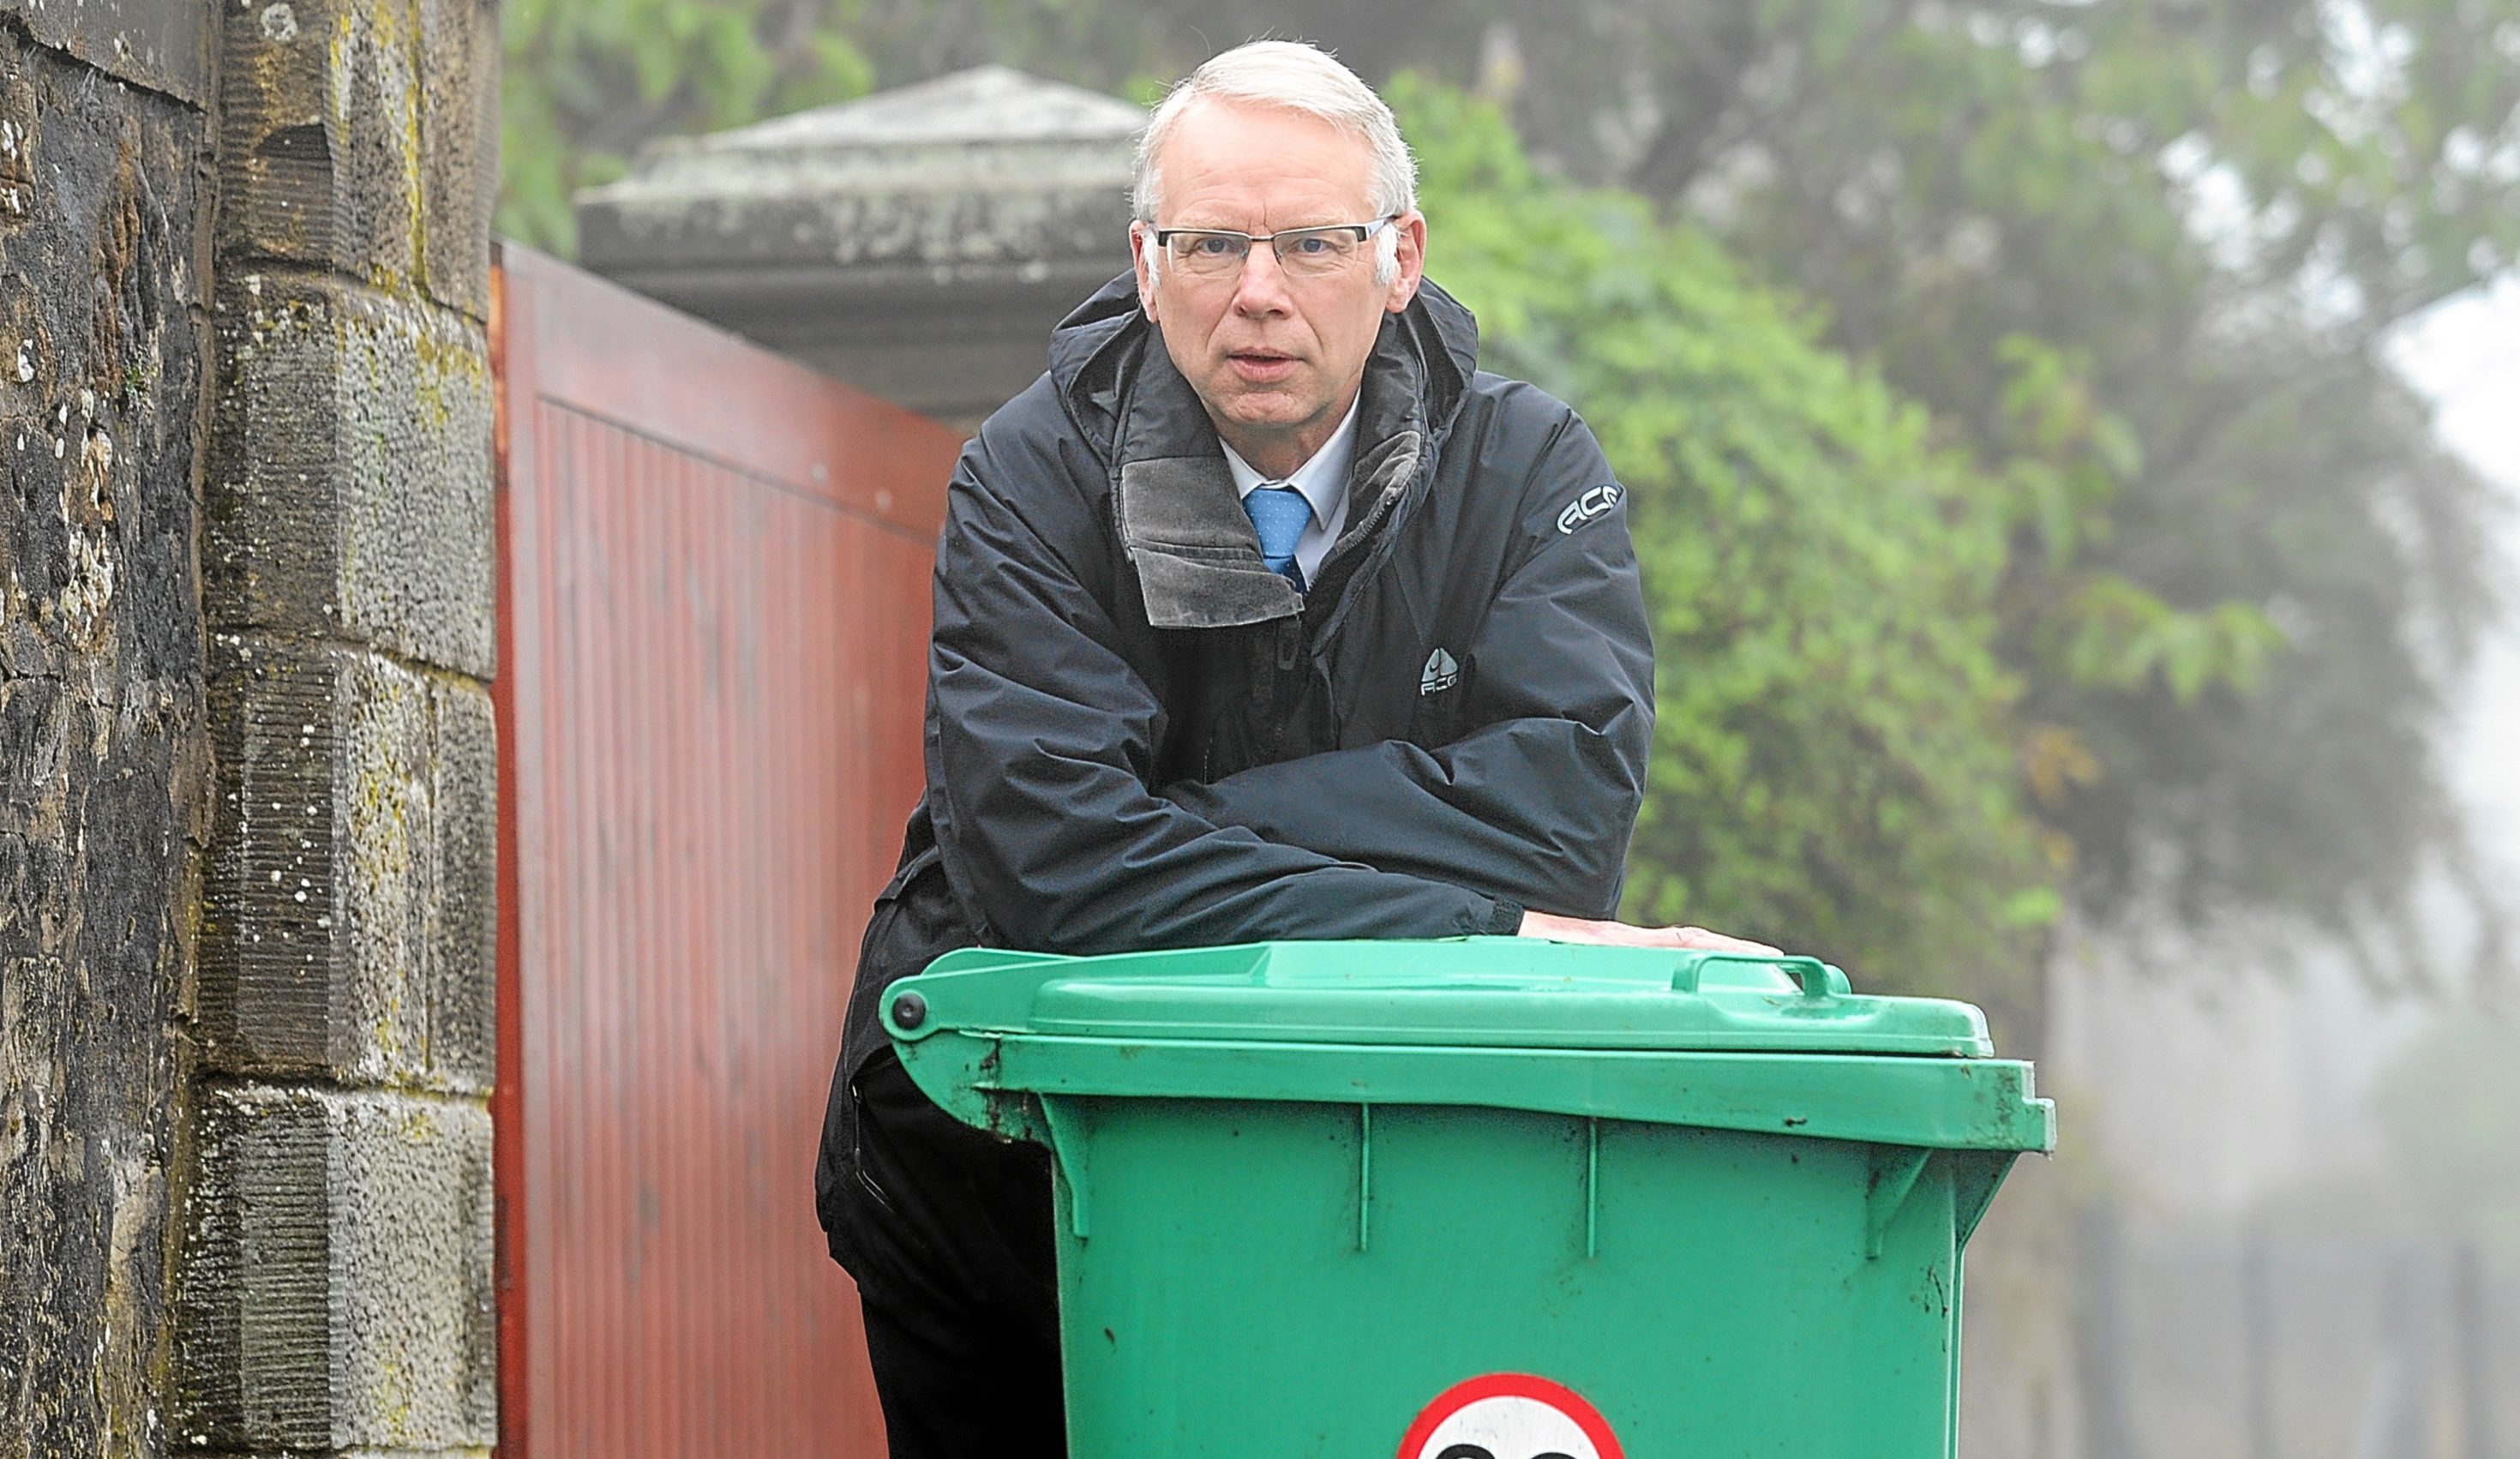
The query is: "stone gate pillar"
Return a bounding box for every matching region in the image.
[183,0,502,1452]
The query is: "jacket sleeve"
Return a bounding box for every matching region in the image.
[923,415,1526,955]
[1161,411,1653,920]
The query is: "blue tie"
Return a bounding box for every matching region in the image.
[1244,484,1312,592]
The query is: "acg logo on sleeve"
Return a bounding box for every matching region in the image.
[1396,1372,1625,1459]
[1556,483,1624,535]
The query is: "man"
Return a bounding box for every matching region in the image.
[815,40,1773,1456]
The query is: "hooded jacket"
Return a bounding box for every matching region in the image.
[818,273,1654,1252]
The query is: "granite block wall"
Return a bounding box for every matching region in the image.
[0,0,501,1453]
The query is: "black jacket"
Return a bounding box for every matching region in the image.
[823,271,1653,1124]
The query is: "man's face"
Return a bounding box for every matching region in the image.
[1131,99,1426,461]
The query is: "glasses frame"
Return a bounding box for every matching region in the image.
[1149,214,1405,278]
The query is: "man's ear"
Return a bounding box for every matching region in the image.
[1130,222,1161,322]
[1384,211,1429,314]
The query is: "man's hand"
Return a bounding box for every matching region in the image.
[1516,909,1782,955]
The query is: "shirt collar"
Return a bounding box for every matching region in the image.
[1218,394,1362,529]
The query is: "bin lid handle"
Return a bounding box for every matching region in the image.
[1678,953,1851,998]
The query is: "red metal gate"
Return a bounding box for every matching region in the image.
[489,242,959,1457]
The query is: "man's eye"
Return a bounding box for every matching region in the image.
[1289,235,1335,255]
[1191,235,1239,256]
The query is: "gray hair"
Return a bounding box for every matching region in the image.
[1134,41,1417,285]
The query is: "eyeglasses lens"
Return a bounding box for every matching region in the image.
[1166,227,1365,277]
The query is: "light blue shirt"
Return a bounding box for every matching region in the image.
[1219,396,1360,584]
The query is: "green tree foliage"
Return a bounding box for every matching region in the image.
[1400,81,2049,997]
[1557,0,2512,948]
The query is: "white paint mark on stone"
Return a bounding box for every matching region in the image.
[259,3,297,41]
[13,343,30,382]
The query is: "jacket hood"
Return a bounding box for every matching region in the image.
[1045,270,1482,466]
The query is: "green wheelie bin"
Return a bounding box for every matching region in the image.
[881,937,2055,1458]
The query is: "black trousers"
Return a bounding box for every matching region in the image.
[835,1048,1067,1458]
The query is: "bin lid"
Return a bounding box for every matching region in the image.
[886,940,2054,1153]
[890,938,1991,1055]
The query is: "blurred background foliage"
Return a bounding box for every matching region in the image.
[500,0,875,253]
[1401,79,2053,1002]
[500,0,2517,1008]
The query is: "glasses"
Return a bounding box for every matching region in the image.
[1152,216,1401,279]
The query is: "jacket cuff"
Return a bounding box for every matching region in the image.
[1479,898,1525,937]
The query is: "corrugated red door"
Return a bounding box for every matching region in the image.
[489,242,961,1457]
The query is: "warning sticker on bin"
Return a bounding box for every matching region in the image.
[1395,1372,1625,1459]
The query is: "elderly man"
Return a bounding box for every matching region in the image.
[816,39,1771,1456]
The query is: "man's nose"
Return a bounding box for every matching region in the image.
[1230,243,1295,315]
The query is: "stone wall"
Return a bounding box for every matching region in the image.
[0,0,502,1452]
[0,3,213,1452]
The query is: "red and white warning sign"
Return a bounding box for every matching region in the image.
[1395,1372,1626,1459]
